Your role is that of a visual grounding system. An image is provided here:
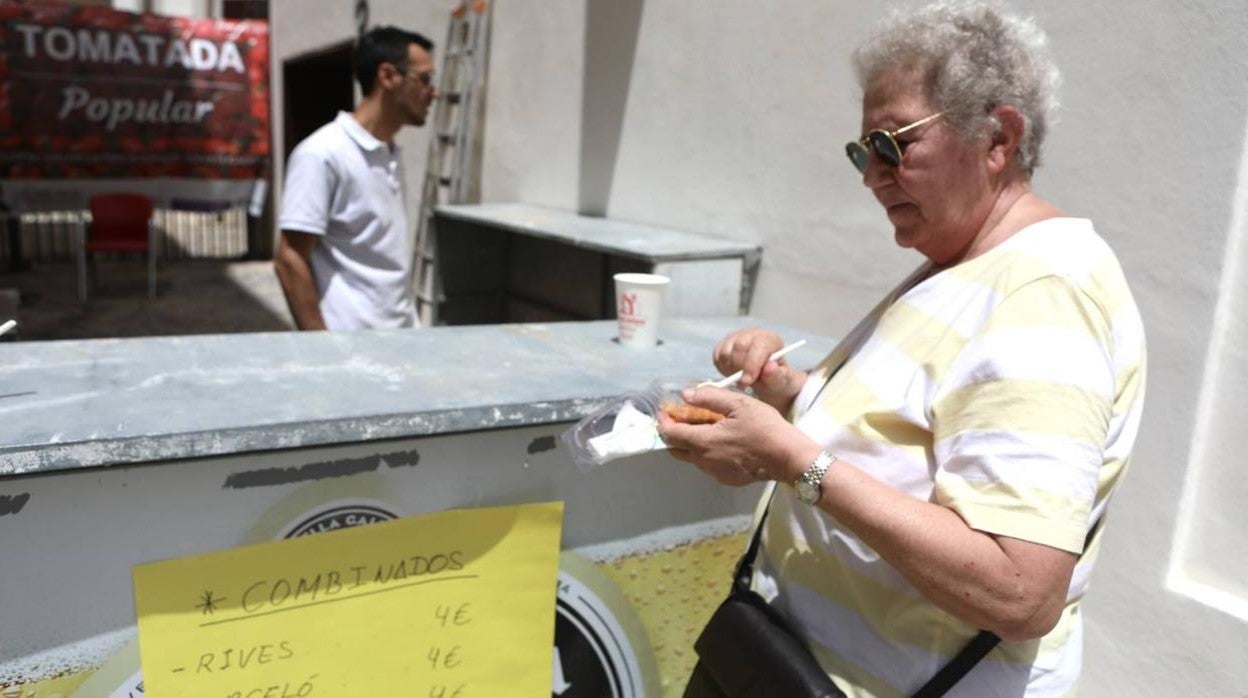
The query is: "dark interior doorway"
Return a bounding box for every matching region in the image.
[282,41,356,164]
[223,0,269,20]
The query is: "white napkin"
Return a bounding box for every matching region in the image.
[586,401,667,462]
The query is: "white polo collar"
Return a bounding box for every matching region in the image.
[335,111,392,153]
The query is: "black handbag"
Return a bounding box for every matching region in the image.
[684,484,1002,698]
[687,585,846,698]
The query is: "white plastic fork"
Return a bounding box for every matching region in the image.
[699,339,807,389]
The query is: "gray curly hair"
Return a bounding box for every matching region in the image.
[852,0,1060,176]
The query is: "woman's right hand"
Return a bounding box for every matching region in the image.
[713,328,807,412]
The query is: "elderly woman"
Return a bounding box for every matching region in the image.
[659,1,1146,696]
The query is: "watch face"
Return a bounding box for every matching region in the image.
[797,480,818,504]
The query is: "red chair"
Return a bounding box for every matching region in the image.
[78,193,158,301]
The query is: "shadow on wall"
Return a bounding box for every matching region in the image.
[580,0,645,216]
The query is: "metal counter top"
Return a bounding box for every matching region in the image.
[435,203,762,263]
[0,318,831,476]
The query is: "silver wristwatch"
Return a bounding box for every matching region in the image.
[794,451,836,505]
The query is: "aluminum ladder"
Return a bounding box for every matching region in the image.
[413,0,491,327]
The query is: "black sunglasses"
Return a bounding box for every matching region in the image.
[845,112,944,174]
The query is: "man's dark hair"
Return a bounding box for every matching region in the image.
[355,26,434,95]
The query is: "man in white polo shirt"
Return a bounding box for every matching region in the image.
[275,26,437,331]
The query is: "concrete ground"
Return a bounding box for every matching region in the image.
[0,259,295,341]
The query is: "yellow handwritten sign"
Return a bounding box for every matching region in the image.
[133,501,563,698]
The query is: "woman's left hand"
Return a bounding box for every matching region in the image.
[656,386,813,486]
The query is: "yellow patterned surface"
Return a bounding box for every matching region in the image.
[596,531,748,697]
[1,670,92,698]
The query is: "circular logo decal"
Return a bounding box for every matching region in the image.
[281,502,399,539]
[553,552,659,698]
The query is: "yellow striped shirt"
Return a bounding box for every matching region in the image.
[756,218,1146,697]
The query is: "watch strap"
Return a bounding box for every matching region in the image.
[795,450,836,504]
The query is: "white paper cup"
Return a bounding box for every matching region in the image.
[614,273,670,349]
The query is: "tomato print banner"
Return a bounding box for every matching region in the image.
[0,1,269,179]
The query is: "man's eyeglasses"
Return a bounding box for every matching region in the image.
[385,62,434,87]
[406,70,434,87]
[845,112,944,174]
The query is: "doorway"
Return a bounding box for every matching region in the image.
[282,41,356,165]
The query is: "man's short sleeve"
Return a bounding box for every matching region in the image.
[930,275,1114,553]
[278,143,336,236]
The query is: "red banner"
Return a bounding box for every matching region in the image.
[0,1,269,179]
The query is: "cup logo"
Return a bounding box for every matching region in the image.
[614,274,665,347]
[619,292,638,317]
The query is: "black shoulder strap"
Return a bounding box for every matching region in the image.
[731,484,775,593]
[911,629,1000,698]
[911,514,1105,696]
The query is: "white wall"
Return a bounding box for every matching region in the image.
[269,2,1248,693]
[1028,3,1248,693]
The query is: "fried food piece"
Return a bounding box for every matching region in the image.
[660,401,727,425]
